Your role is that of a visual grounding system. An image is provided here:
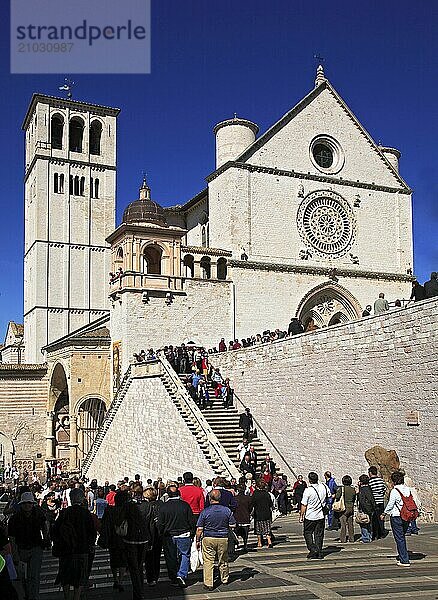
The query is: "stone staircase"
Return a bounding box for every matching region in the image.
[82,359,239,481]
[179,376,274,474]
[159,359,239,479]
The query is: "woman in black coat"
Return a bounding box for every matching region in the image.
[357,474,376,543]
[250,479,273,548]
[143,487,162,586]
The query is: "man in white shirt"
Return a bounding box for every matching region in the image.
[299,472,331,559]
[381,471,414,567]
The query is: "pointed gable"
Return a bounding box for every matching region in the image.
[235,80,409,192]
[4,321,24,346]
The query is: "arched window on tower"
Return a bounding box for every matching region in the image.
[90,120,102,155]
[142,245,162,275]
[54,173,64,194]
[51,115,64,149]
[200,256,211,279]
[183,254,194,278]
[69,117,84,152]
[94,178,99,198]
[74,175,80,196]
[201,225,207,247]
[217,257,227,280]
[80,176,85,196]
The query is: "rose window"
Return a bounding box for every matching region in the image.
[297,191,356,258]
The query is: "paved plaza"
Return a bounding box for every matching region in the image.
[33,513,438,600]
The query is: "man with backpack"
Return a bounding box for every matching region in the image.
[381,470,419,567]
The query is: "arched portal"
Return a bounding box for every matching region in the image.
[296,282,362,328]
[49,363,70,468]
[0,432,14,469]
[77,397,106,463]
[217,257,227,280]
[183,254,194,278]
[200,256,211,279]
[142,245,162,274]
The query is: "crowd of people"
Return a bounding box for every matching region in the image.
[0,461,421,600]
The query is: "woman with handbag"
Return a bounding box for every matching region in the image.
[357,475,376,543]
[333,475,356,543]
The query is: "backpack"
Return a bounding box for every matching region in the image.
[396,489,419,522]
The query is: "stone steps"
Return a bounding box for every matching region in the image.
[175,374,273,473]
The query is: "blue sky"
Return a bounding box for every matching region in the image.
[0,0,436,335]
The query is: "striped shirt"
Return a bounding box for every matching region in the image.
[368,476,386,503]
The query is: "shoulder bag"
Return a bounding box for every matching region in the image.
[332,486,345,513]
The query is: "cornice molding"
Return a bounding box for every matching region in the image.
[206,161,411,195]
[181,245,232,257]
[24,154,116,182]
[229,258,413,283]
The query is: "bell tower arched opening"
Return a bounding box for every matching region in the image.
[142,245,162,275]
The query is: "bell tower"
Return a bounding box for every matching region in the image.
[22,94,120,363]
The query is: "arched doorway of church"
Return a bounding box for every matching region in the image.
[49,363,70,471]
[0,432,14,470]
[77,397,106,464]
[142,245,162,275]
[296,283,362,329]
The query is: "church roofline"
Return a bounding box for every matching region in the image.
[165,188,208,215]
[22,93,120,130]
[41,314,110,353]
[107,222,187,245]
[206,79,410,193]
[206,160,412,195]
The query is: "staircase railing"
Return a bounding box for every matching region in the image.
[81,365,133,475]
[159,355,240,480]
[232,389,298,481]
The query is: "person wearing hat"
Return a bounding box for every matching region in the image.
[8,491,48,600]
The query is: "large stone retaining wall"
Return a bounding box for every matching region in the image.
[86,371,215,484]
[212,297,438,520]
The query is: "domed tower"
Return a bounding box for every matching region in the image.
[213,115,259,169]
[106,178,186,280]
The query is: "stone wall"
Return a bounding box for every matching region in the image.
[0,365,49,470]
[86,372,215,484]
[111,279,234,374]
[231,265,411,340]
[211,297,438,520]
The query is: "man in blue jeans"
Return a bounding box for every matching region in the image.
[158,485,193,587]
[381,471,413,567]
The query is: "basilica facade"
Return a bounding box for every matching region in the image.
[0,66,413,472]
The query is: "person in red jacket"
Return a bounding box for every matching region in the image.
[178,472,205,531]
[106,484,117,506]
